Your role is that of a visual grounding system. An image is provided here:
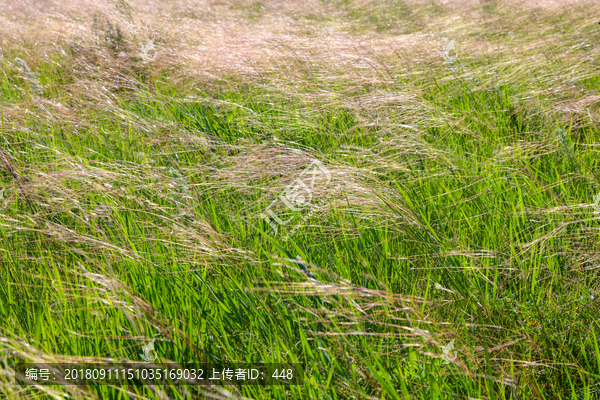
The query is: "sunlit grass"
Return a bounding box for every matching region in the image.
[1,0,600,399]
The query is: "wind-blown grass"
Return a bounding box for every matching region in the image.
[1,0,600,399]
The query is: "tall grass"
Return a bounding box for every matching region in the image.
[1,0,600,399]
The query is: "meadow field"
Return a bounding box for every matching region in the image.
[1,0,600,398]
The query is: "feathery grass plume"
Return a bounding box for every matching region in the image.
[1,0,600,398]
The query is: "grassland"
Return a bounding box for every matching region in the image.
[1,0,600,399]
